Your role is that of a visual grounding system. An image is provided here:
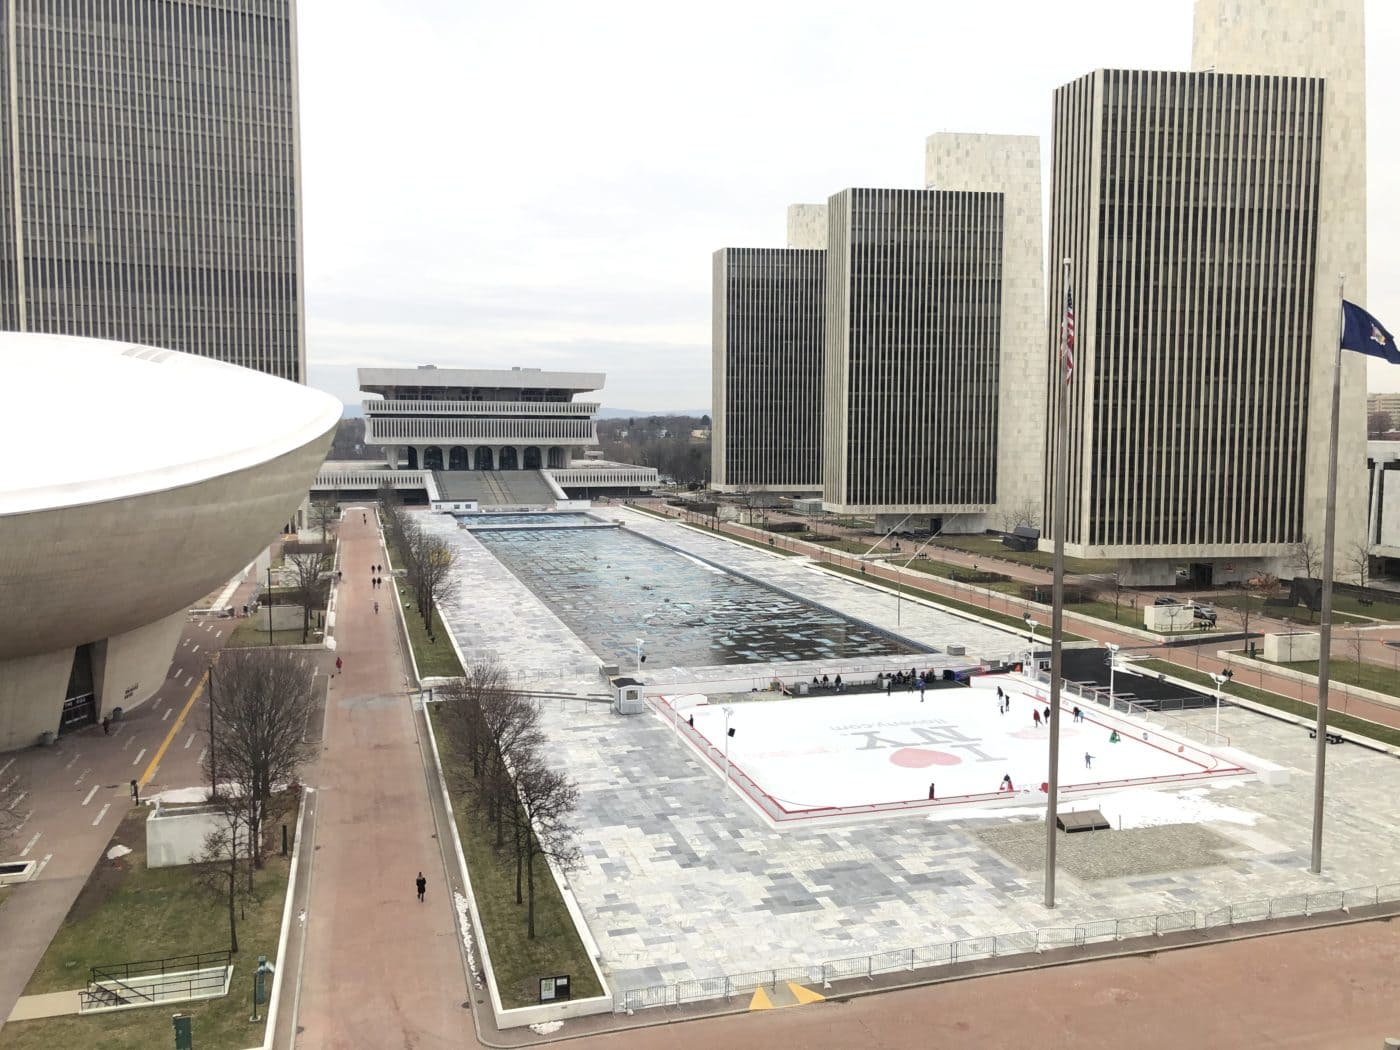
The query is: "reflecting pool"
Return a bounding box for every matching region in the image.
[472,525,920,667]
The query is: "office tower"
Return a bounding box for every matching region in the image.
[0,0,305,381]
[711,247,826,492]
[1193,0,1368,575]
[821,185,1010,530]
[925,133,1045,531]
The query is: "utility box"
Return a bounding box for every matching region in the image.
[1264,631,1319,663]
[610,676,645,715]
[172,1013,192,1050]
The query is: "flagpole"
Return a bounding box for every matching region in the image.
[1045,257,1070,909]
[1310,273,1345,874]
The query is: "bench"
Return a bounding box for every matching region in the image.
[1308,729,1345,745]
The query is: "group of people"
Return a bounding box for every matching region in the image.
[810,674,846,693]
[878,669,936,699]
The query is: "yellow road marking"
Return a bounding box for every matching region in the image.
[787,981,825,1005]
[140,670,208,787]
[748,986,773,1010]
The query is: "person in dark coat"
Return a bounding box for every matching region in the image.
[416,872,427,902]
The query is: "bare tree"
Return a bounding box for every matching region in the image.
[479,688,541,849]
[284,544,332,644]
[309,499,340,542]
[205,650,317,869]
[193,800,260,953]
[1111,560,1132,623]
[408,532,459,642]
[511,756,580,940]
[1349,541,1373,589]
[999,498,1042,534]
[0,772,29,855]
[1368,411,1393,438]
[1292,535,1321,580]
[437,661,512,783]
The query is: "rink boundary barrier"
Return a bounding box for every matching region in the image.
[612,883,1400,1014]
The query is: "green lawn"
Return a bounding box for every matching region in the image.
[926,534,1118,574]
[1209,594,1374,627]
[1136,658,1400,748]
[225,618,313,648]
[396,585,465,678]
[428,708,602,1009]
[1269,656,1400,699]
[0,805,293,1050]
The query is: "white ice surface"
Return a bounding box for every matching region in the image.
[680,675,1238,810]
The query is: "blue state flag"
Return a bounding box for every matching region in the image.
[1341,300,1400,364]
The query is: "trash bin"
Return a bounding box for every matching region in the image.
[38,731,55,747]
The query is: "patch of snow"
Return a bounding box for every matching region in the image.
[147,786,209,804]
[530,1021,565,1034]
[453,891,485,989]
[925,786,1261,829]
[106,845,132,860]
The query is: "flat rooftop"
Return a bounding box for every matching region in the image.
[358,365,605,395]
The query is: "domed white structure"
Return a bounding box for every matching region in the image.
[0,334,340,751]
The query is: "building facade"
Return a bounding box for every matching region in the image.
[1367,394,1400,430]
[360,366,605,472]
[711,248,825,493]
[1045,66,1334,583]
[0,0,305,381]
[821,186,1007,526]
[786,204,828,250]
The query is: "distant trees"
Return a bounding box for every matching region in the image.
[327,418,376,460]
[309,499,340,540]
[437,660,579,940]
[1368,411,1393,438]
[380,490,459,640]
[596,415,709,484]
[283,543,332,643]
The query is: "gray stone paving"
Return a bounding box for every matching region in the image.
[417,508,1400,994]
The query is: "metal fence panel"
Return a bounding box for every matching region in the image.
[773,964,821,985]
[868,949,914,975]
[1230,898,1270,924]
[725,969,774,994]
[1343,886,1379,911]
[675,976,727,1004]
[1377,882,1400,904]
[953,935,995,963]
[994,931,1037,957]
[1077,919,1117,944]
[1154,911,1196,935]
[820,957,869,984]
[620,984,671,1012]
[1202,906,1233,928]
[1269,894,1308,920]
[1304,891,1344,917]
[911,942,954,968]
[1036,927,1082,951]
[1115,915,1154,940]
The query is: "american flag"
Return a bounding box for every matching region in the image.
[1060,288,1075,385]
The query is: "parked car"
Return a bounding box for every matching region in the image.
[1154,596,1180,606]
[1193,605,1217,625]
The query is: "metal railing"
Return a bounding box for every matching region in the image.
[612,884,1400,1014]
[81,950,231,1012]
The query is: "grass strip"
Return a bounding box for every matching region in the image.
[0,806,293,1050]
[427,707,603,1008]
[1269,656,1400,700]
[1136,659,1400,749]
[927,534,1118,574]
[384,537,465,678]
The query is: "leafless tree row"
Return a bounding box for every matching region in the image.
[436,661,579,939]
[378,483,459,641]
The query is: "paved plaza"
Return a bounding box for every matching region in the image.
[422,508,1400,997]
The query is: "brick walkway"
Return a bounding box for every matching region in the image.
[291,509,472,1049]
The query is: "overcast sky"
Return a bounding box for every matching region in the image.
[298,0,1400,413]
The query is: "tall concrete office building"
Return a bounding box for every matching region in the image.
[0,0,305,382]
[1043,0,1366,585]
[822,135,1044,531]
[711,246,826,492]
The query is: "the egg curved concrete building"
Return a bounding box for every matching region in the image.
[0,335,340,752]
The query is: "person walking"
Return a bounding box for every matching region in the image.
[1072,706,1083,723]
[917,675,926,702]
[416,872,426,902]
[1043,705,1051,723]
[335,656,343,675]
[374,601,379,615]
[102,715,111,736]
[1032,709,1042,728]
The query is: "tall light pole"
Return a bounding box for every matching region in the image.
[1024,614,1039,673]
[722,706,735,786]
[1106,643,1120,708]
[1209,669,1233,738]
[635,638,645,675]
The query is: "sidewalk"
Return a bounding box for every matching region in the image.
[291,509,473,1049]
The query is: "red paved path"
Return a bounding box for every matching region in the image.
[292,510,471,1049]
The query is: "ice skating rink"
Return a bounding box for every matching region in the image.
[669,674,1248,818]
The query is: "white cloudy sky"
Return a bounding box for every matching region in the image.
[298,0,1400,413]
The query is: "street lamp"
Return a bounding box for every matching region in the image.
[1209,669,1234,737]
[635,638,646,675]
[1105,643,1120,707]
[1024,614,1039,673]
[722,706,736,786]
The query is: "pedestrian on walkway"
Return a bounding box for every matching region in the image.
[374,601,379,615]
[1043,705,1051,723]
[102,715,110,735]
[362,514,367,524]
[416,872,427,902]
[1032,709,1042,727]
[335,656,343,675]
